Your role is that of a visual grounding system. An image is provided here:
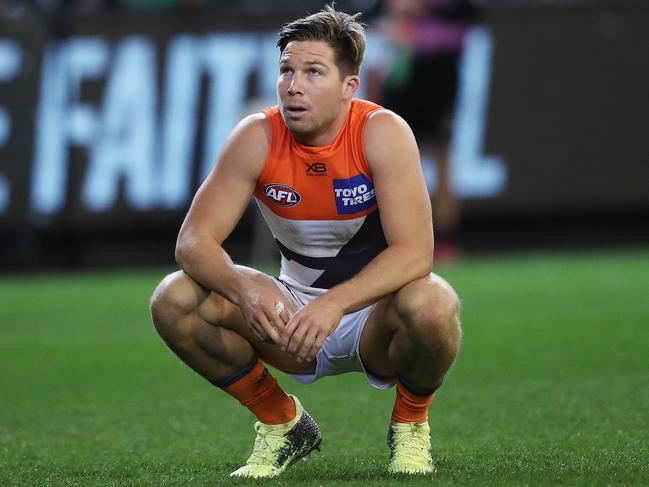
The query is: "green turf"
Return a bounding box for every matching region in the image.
[1,250,648,485]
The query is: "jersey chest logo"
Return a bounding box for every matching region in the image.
[264,183,301,208]
[333,174,376,214]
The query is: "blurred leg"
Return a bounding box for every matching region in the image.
[431,142,461,238]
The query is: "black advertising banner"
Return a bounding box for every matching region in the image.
[0,5,647,237]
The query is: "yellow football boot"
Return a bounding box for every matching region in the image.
[230,395,321,478]
[387,420,437,474]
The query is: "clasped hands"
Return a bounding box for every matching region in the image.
[240,286,343,363]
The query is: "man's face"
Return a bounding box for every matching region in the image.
[277,40,353,142]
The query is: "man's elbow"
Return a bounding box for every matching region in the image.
[401,242,433,278]
[419,245,434,275]
[174,231,193,269]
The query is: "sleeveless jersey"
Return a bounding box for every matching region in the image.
[254,98,388,292]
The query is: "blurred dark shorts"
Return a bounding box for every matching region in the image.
[382,52,460,143]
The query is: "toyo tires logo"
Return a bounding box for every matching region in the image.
[333,174,376,214]
[263,183,301,208]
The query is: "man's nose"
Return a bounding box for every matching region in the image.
[287,73,303,95]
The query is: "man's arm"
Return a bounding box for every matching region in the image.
[281,109,434,360]
[175,113,287,342]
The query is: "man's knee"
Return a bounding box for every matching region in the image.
[393,274,462,352]
[150,271,202,342]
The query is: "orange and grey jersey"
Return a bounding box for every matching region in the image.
[254,99,387,292]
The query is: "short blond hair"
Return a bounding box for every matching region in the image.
[277,4,366,78]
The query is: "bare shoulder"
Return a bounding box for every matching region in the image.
[216,112,272,179]
[364,109,419,169]
[231,111,271,144]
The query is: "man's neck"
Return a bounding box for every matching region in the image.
[293,100,353,147]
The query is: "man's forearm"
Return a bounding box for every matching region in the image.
[321,242,433,314]
[175,233,251,306]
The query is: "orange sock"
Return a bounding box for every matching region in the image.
[220,359,296,425]
[391,381,435,424]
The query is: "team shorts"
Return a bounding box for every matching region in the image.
[382,52,459,143]
[274,277,395,390]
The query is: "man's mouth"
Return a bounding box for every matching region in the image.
[285,105,308,117]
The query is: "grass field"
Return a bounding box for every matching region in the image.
[1,250,648,486]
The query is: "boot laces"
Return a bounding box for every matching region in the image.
[246,422,289,466]
[392,423,430,459]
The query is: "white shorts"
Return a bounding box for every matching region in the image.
[274,278,396,390]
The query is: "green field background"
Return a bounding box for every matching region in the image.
[1,251,648,485]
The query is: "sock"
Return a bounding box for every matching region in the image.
[391,377,440,424]
[212,357,296,425]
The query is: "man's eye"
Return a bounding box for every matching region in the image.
[280,67,293,74]
[309,69,320,75]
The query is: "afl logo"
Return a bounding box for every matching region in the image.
[264,184,301,207]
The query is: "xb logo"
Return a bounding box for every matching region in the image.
[305,162,327,176]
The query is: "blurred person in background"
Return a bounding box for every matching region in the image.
[0,0,119,35]
[120,0,205,10]
[376,0,479,261]
[150,4,461,479]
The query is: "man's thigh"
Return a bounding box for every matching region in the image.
[357,294,400,379]
[191,265,315,375]
[358,273,455,379]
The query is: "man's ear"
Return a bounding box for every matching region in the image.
[342,74,360,100]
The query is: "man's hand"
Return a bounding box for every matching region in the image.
[280,297,344,363]
[239,284,292,344]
